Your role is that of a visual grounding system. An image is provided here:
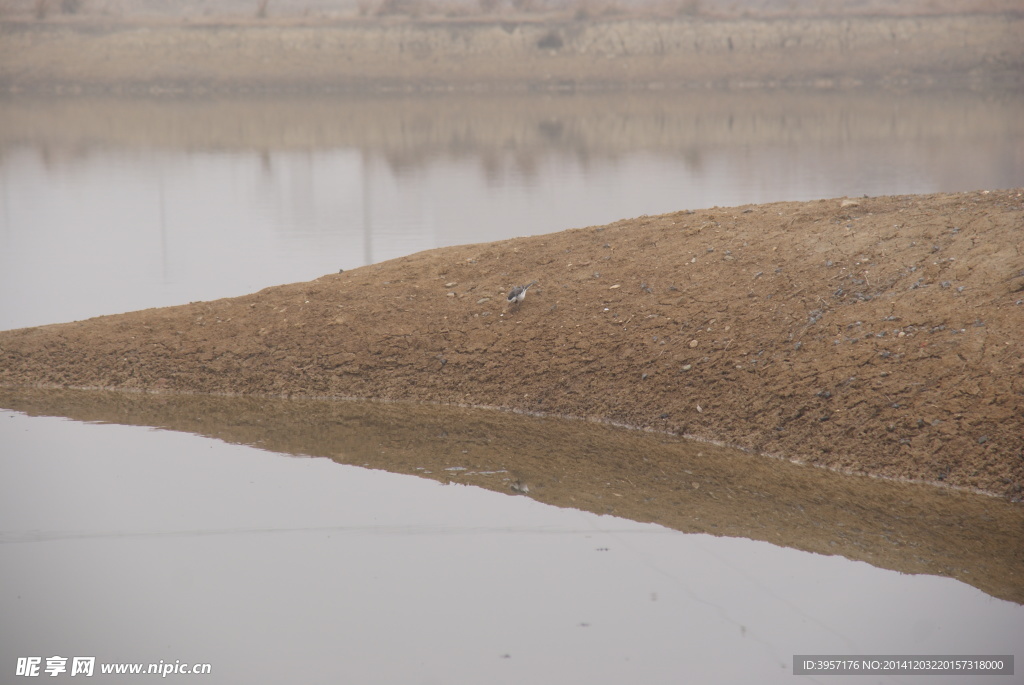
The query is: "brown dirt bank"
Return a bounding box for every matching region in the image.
[1,190,1022,498]
[1,388,1020,604]
[1,13,1021,93]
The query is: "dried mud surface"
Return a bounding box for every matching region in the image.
[1,190,1022,500]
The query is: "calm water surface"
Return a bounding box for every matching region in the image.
[2,411,1021,684]
[1,89,1021,329]
[1,90,1022,682]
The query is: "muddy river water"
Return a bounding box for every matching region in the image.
[1,88,1022,683]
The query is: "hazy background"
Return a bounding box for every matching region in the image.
[4,0,1020,21]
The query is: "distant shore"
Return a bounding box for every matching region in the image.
[1,13,1021,93]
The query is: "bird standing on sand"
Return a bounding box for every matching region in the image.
[507,280,538,306]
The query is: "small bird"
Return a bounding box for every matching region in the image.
[507,280,538,306]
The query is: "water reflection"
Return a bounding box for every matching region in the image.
[2,387,1021,606]
[2,392,1022,684]
[1,89,1022,330]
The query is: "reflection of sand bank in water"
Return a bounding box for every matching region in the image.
[2,387,1021,604]
[2,90,1022,169]
[0,14,1020,92]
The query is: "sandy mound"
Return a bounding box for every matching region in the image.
[1,190,1022,498]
